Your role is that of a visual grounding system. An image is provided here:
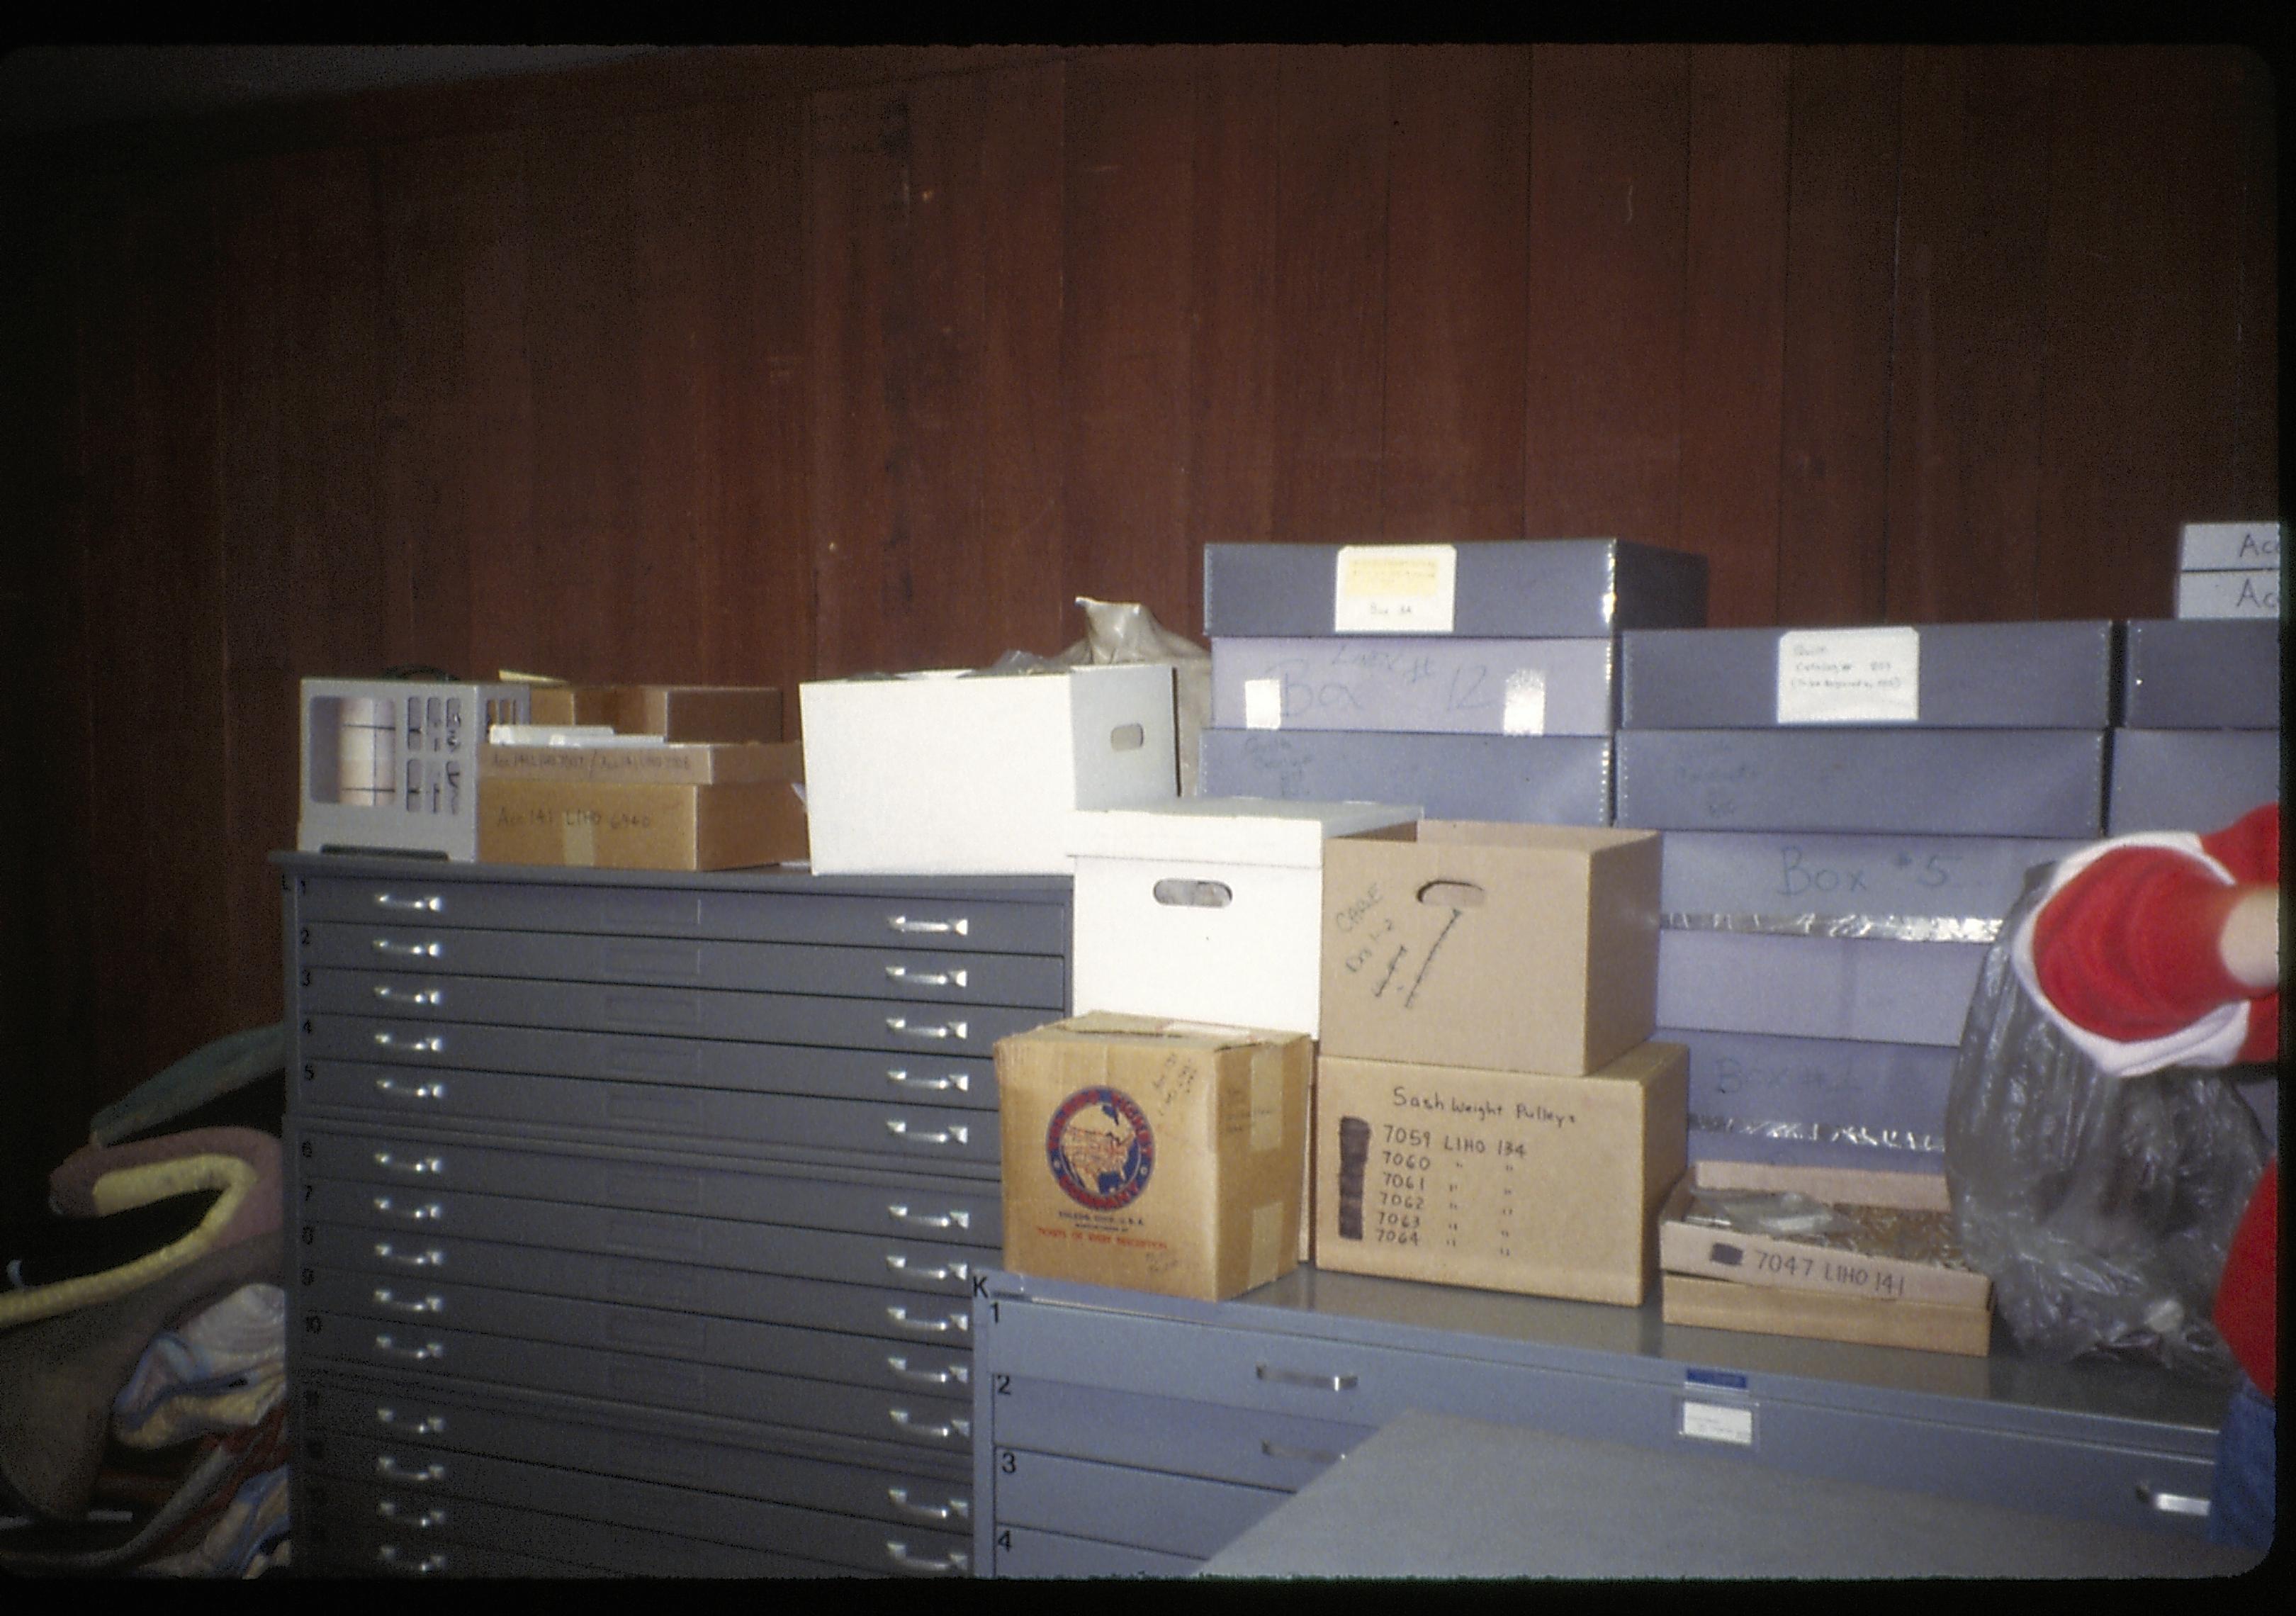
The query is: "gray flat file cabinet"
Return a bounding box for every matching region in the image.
[277,853,1070,1578]
[972,1267,2235,1579]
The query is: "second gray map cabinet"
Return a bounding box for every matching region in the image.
[276,853,1071,1578]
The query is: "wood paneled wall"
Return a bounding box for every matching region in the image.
[1,44,2276,1186]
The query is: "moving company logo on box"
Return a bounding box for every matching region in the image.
[1047,1087,1157,1211]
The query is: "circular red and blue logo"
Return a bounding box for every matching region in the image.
[1046,1086,1155,1210]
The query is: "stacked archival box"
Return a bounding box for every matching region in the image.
[1197,540,1709,822]
[1614,622,2113,1186]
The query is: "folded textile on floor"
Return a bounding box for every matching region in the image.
[112,1283,286,1449]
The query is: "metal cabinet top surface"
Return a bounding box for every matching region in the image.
[275,850,1073,904]
[980,1267,2234,1439]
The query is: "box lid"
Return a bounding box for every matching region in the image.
[1066,797,1419,865]
[1018,1010,1295,1052]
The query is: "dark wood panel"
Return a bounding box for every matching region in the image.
[1270,45,1392,542]
[1777,45,1903,626]
[1886,47,2054,624]
[1180,45,1285,632]
[376,129,538,685]
[1380,45,1531,544]
[72,170,235,1111]
[215,145,386,1036]
[1524,44,1691,548]
[977,63,1070,662]
[2227,47,2278,521]
[1061,48,1202,639]
[2037,47,2258,620]
[1679,45,1791,627]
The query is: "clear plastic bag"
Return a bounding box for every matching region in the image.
[1943,864,2270,1379]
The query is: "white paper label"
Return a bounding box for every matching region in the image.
[2176,568,2281,619]
[1501,670,1547,736]
[1776,627,1920,724]
[1334,544,1457,634]
[1244,678,1284,730]
[1679,1401,1755,1446]
[2180,522,2281,571]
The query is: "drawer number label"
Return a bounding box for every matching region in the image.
[1679,1400,1755,1447]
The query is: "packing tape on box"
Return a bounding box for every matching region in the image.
[559,811,597,867]
[1662,911,2003,943]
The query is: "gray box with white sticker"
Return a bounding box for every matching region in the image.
[1210,636,1617,736]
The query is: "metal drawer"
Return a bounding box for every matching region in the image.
[311,1519,609,1578]
[296,1374,972,1525]
[300,1058,995,1163]
[294,1127,1002,1245]
[303,1216,979,1309]
[291,1318,974,1454]
[304,1020,1000,1108]
[300,968,1045,1053]
[305,1438,971,1577]
[992,1449,1288,1559]
[989,1376,1371,1491]
[291,871,1067,953]
[300,921,1065,1006]
[989,1524,1200,1579]
[298,1270,973,1393]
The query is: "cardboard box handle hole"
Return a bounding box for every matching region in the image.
[1417,880,1487,909]
[1152,879,1234,909]
[1108,723,1146,751]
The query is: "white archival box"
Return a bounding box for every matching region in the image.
[1068,797,1421,1036]
[798,662,1179,875]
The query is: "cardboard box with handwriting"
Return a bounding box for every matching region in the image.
[1313,1042,1686,1304]
[478,741,807,871]
[1319,820,1660,1077]
[996,1013,1312,1303]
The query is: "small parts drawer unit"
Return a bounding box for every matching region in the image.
[970,1268,2234,1578]
[278,853,1069,1578]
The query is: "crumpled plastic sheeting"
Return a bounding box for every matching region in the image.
[1943,865,2270,1379]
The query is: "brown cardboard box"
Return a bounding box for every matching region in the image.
[612,685,783,744]
[996,1013,1312,1303]
[1656,1177,1989,1310]
[522,684,783,744]
[478,775,807,871]
[1313,1042,1687,1305]
[1319,821,1660,1076]
[1662,1272,1993,1357]
[1690,1159,1950,1213]
[480,739,803,787]
[525,684,619,726]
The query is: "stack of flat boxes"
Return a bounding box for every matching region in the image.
[1197,541,1710,822]
[2110,615,2283,1143]
[1613,623,2115,1186]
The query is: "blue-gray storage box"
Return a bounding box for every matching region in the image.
[1210,636,1616,736]
[1200,729,1611,826]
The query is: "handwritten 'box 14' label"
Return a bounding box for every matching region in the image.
[1319,821,1660,1076]
[1315,1043,1687,1304]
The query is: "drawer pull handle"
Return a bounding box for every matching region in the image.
[2134,1485,2211,1517]
[372,1032,445,1056]
[374,1077,448,1101]
[374,1407,447,1435]
[373,983,443,1004]
[888,1408,970,1442]
[371,939,443,960]
[372,1287,444,1315]
[373,1243,447,1269]
[1256,1364,1358,1392]
[884,1254,969,1284]
[1261,1439,1345,1465]
[373,1152,446,1177]
[886,1204,971,1232]
[376,1500,447,1529]
[887,914,969,937]
[885,1119,969,1147]
[375,1455,446,1483]
[373,1333,444,1362]
[885,1067,969,1094]
[375,1545,449,1574]
[371,1197,444,1223]
[885,1541,969,1575]
[373,893,444,913]
[886,1354,969,1387]
[885,1305,967,1336]
[884,965,967,989]
[885,1016,968,1042]
[886,1486,969,1522]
